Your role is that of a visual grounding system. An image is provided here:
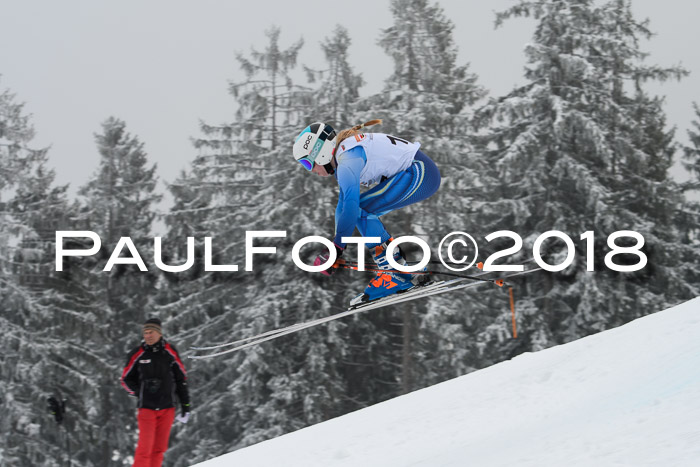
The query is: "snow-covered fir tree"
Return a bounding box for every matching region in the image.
[680,103,700,240]
[295,26,410,407]
[162,27,368,465]
[1,85,57,466]
[472,0,697,358]
[352,0,489,392]
[684,103,700,194]
[676,103,700,276]
[303,26,364,127]
[70,116,162,465]
[0,85,107,466]
[76,116,161,337]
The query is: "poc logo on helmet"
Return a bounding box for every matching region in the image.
[303,135,313,150]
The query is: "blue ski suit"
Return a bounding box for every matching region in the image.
[332,135,441,249]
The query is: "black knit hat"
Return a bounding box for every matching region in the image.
[143,318,162,334]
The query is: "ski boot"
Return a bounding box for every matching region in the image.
[350,239,419,305]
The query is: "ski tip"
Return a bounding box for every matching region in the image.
[477,262,484,270]
[495,279,505,287]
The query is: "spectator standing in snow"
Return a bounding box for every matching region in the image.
[120,318,191,467]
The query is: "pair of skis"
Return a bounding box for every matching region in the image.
[189,265,541,359]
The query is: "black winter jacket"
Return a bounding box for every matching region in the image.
[120,338,190,411]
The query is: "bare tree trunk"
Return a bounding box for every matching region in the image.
[402,308,415,394]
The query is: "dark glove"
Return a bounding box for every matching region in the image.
[314,243,344,276]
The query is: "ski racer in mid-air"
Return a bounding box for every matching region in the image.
[292,119,441,304]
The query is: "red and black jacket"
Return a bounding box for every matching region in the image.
[120,338,190,411]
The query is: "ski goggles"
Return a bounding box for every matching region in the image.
[297,156,314,171]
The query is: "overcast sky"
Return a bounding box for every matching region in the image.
[1,0,698,201]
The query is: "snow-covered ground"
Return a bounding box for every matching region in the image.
[195,297,700,467]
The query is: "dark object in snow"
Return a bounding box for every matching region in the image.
[47,396,66,424]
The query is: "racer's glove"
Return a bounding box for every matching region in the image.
[314,243,344,276]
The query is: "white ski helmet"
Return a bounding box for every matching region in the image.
[292,122,337,174]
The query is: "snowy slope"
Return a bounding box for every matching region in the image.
[195,297,700,467]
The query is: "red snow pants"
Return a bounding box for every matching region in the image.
[133,407,176,467]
